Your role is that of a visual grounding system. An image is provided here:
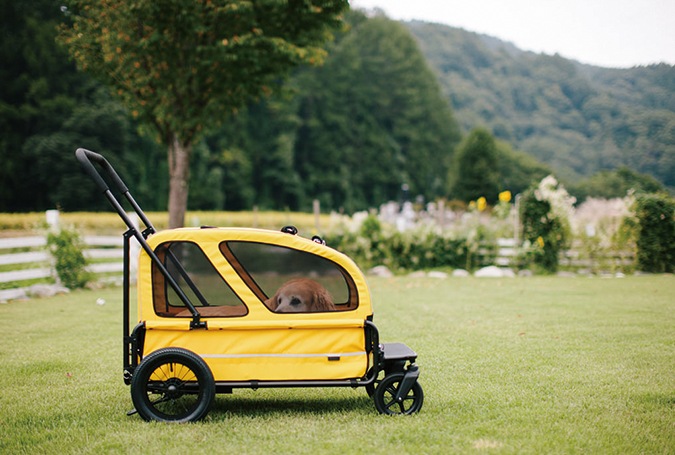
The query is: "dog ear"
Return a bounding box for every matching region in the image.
[264,292,279,311]
[313,286,335,311]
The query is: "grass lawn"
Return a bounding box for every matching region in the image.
[1,275,673,454]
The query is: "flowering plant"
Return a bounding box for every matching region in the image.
[520,176,575,273]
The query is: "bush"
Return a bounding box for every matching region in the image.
[46,228,92,289]
[520,176,575,273]
[633,193,675,273]
[326,214,482,272]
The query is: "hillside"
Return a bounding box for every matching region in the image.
[405,20,675,189]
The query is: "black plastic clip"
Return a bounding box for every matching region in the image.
[281,225,298,235]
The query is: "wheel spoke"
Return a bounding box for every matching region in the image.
[398,400,406,413]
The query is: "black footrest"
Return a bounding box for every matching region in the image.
[381,342,417,361]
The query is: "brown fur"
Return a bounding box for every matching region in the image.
[265,278,336,313]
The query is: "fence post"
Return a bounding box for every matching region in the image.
[45,210,60,282]
[313,199,321,232]
[46,209,60,231]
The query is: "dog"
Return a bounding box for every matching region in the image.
[265,278,336,313]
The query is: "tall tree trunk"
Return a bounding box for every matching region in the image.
[167,134,192,229]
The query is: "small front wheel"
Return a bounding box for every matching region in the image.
[130,348,215,422]
[373,373,424,415]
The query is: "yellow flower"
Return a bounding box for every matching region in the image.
[499,190,512,203]
[536,236,545,248]
[477,196,487,212]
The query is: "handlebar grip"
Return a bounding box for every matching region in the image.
[75,148,129,194]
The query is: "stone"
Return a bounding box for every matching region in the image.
[368,265,393,278]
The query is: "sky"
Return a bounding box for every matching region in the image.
[349,0,675,68]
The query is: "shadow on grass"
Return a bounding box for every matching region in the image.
[209,392,376,417]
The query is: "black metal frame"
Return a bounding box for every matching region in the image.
[76,148,419,396]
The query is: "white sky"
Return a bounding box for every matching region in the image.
[350,0,675,68]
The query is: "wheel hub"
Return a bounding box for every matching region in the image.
[164,378,183,399]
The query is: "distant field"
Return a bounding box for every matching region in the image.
[0,211,344,236]
[1,275,673,454]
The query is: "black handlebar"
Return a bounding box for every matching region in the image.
[76,147,203,324]
[76,148,129,194]
[76,148,156,235]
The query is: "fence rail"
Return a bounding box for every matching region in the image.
[0,234,134,301]
[0,212,138,301]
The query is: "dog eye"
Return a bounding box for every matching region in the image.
[290,297,301,306]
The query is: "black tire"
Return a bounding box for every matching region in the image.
[373,373,424,415]
[365,368,381,398]
[130,348,215,422]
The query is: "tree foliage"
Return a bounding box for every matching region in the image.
[632,193,675,273]
[58,0,348,226]
[196,12,462,212]
[291,14,461,211]
[451,127,500,203]
[0,0,164,212]
[570,166,665,201]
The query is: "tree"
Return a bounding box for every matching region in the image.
[451,127,500,203]
[292,13,461,211]
[570,166,665,202]
[494,139,552,196]
[633,193,675,273]
[0,0,89,210]
[58,0,348,227]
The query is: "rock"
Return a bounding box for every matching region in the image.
[517,269,533,277]
[427,271,448,279]
[27,284,70,298]
[500,268,516,278]
[0,288,28,302]
[452,269,470,277]
[474,266,507,277]
[368,265,393,278]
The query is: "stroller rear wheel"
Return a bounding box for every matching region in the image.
[130,348,215,422]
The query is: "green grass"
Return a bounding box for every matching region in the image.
[1,276,673,454]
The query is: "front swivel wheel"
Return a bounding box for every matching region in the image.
[373,372,424,415]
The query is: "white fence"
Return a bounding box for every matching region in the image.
[0,234,133,301]
[0,211,138,301]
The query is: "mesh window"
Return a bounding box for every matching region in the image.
[151,241,247,317]
[221,241,357,312]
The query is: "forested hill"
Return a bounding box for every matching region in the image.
[405,20,675,189]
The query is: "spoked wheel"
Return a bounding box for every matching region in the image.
[130,348,215,422]
[373,373,424,415]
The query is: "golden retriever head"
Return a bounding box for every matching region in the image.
[265,278,336,313]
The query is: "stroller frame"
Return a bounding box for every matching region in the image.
[76,148,423,421]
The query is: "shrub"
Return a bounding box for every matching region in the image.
[46,227,92,289]
[633,193,675,273]
[520,176,575,273]
[326,215,483,273]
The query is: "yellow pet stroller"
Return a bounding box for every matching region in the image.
[76,148,423,422]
